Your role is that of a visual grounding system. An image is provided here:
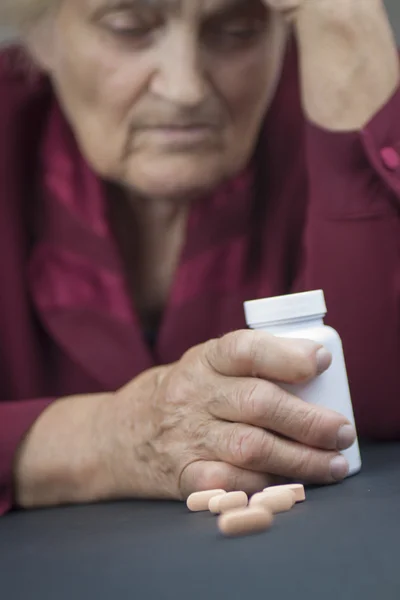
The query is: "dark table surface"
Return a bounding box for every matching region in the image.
[1,443,400,600]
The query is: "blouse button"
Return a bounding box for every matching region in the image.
[381,147,400,171]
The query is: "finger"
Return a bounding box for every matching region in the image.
[207,375,355,451]
[179,460,277,499]
[212,421,349,484]
[203,330,332,384]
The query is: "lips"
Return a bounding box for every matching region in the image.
[134,124,220,148]
[136,121,220,130]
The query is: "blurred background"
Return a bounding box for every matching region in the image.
[0,0,399,44]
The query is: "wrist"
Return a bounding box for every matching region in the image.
[14,393,114,509]
[293,0,399,130]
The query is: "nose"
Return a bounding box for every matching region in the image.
[150,32,208,107]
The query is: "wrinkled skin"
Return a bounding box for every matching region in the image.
[16,331,355,508]
[32,0,289,201]
[17,0,390,509]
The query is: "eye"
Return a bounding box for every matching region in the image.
[222,26,261,39]
[206,19,266,49]
[101,12,160,41]
[111,26,153,39]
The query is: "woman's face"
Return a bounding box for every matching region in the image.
[37,0,288,200]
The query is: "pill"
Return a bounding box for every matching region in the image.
[209,491,248,514]
[209,495,224,514]
[186,489,226,512]
[218,507,274,537]
[249,490,295,514]
[260,487,296,503]
[263,483,305,503]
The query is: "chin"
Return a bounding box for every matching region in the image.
[123,153,240,201]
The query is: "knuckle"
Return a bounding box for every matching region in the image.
[163,372,198,417]
[298,406,325,442]
[259,432,276,467]
[182,343,205,371]
[222,330,260,367]
[182,345,198,363]
[163,371,185,406]
[240,380,269,422]
[247,333,267,376]
[292,446,318,479]
[194,462,233,492]
[266,384,289,426]
[164,356,202,404]
[290,346,316,381]
[228,425,270,469]
[223,330,250,360]
[245,330,277,377]
[199,336,227,372]
[205,330,276,377]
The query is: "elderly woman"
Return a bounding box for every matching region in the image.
[0,0,399,515]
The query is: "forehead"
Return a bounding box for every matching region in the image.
[86,0,260,17]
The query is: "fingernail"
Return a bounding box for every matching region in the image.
[336,424,357,451]
[316,348,332,375]
[330,455,349,481]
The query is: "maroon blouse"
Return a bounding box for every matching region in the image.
[1,45,400,515]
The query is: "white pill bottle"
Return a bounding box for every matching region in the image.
[244,290,362,477]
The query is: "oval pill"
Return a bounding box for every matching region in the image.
[186,489,226,512]
[218,507,273,537]
[259,487,296,504]
[209,495,224,514]
[210,491,248,514]
[263,483,305,503]
[250,490,294,514]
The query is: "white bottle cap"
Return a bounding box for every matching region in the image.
[244,290,327,329]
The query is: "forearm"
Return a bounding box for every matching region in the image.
[14,393,113,509]
[292,70,400,438]
[10,363,179,510]
[0,398,53,514]
[294,0,399,130]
